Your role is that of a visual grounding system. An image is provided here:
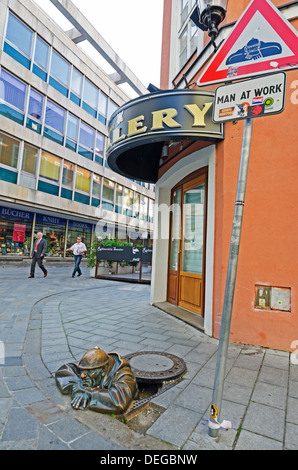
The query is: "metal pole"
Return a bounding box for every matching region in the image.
[208,117,253,438]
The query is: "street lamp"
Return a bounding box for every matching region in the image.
[191,0,228,50]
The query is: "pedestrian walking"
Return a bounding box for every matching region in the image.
[28,232,47,278]
[66,236,87,278]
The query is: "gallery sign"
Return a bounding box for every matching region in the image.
[106,90,224,183]
[213,72,286,123]
[97,246,152,263]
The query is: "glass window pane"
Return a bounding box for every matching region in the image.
[45,99,65,133]
[124,188,133,208]
[34,37,49,69]
[0,70,26,111]
[6,13,33,57]
[116,184,122,204]
[92,174,101,198]
[98,92,107,116]
[182,184,205,274]
[50,50,70,86]
[169,189,181,271]
[0,133,19,168]
[71,68,82,96]
[102,178,114,201]
[39,152,61,182]
[79,121,94,150]
[140,195,148,221]
[83,78,98,109]
[28,88,43,120]
[134,193,140,217]
[62,161,74,187]
[107,100,118,120]
[95,132,104,157]
[75,167,90,193]
[22,144,38,174]
[66,114,78,141]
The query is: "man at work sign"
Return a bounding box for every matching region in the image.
[213,72,286,123]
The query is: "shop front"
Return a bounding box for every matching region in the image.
[0,206,33,256]
[107,89,223,332]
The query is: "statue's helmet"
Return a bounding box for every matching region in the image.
[77,346,108,370]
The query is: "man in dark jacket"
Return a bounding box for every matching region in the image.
[28,232,47,278]
[55,346,138,414]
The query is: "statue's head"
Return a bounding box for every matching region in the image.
[77,346,109,388]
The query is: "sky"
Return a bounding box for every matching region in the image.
[34,0,164,96]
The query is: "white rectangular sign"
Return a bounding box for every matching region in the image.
[213,72,286,123]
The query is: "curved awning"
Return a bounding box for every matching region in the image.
[106,89,224,183]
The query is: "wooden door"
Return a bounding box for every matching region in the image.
[179,174,207,315]
[167,188,181,304]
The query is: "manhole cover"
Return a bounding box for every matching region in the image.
[124,351,186,383]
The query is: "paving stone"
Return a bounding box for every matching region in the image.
[251,381,287,409]
[70,431,123,450]
[47,417,90,443]
[12,387,45,406]
[235,429,283,450]
[1,407,39,441]
[242,402,285,441]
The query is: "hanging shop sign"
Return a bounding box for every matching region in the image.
[213,72,286,123]
[106,90,224,183]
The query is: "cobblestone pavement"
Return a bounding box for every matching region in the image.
[0,265,297,450]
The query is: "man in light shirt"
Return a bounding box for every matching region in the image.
[66,236,87,278]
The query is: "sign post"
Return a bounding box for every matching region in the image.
[208,116,253,437]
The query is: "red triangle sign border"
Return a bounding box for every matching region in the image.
[198,0,298,86]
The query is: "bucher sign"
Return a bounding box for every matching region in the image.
[106,90,224,183]
[97,246,152,263]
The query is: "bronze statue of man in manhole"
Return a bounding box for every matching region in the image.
[55,346,138,414]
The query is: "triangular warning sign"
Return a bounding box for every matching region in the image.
[198,0,298,86]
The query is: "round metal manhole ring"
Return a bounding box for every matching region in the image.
[124,351,186,383]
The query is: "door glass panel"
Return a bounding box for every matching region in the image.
[169,189,181,271]
[181,183,205,274]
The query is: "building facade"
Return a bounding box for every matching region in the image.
[107,0,298,352]
[0,0,155,259]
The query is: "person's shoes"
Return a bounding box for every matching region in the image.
[77,273,82,277]
[28,275,34,278]
[44,271,48,278]
[72,275,75,278]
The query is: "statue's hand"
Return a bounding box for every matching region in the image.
[71,384,91,409]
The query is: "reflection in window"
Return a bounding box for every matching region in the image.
[45,99,65,133]
[71,68,82,96]
[62,161,74,188]
[124,188,133,217]
[92,174,101,198]
[0,70,26,111]
[0,133,19,168]
[34,36,49,70]
[83,79,98,110]
[22,144,38,174]
[5,13,33,57]
[67,114,78,141]
[75,167,91,193]
[98,92,108,117]
[103,178,114,202]
[39,152,61,182]
[50,50,70,86]
[28,89,43,120]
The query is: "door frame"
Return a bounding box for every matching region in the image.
[167,167,208,316]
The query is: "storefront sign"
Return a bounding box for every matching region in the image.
[12,223,26,242]
[213,72,286,123]
[97,246,152,263]
[107,90,224,183]
[36,214,66,226]
[0,206,33,220]
[68,220,93,230]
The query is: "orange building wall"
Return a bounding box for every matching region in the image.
[213,66,298,351]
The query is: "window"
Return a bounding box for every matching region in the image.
[83,78,98,117]
[179,27,188,69]
[22,144,38,174]
[98,92,108,117]
[39,152,61,182]
[107,100,118,121]
[0,70,26,112]
[28,88,43,121]
[70,68,82,105]
[33,37,49,80]
[103,178,114,202]
[134,193,140,218]
[44,99,65,144]
[0,133,19,168]
[124,188,133,217]
[66,113,78,151]
[140,195,148,221]
[75,166,90,193]
[95,132,105,164]
[62,161,74,188]
[78,121,94,160]
[5,13,33,61]
[50,50,70,86]
[92,174,101,198]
